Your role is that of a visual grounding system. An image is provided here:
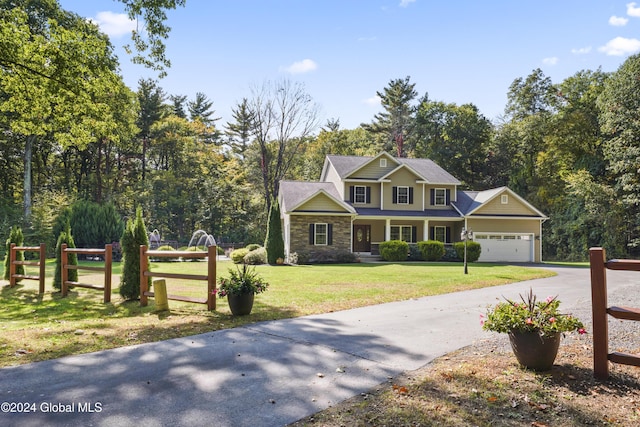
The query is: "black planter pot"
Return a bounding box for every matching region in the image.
[508,331,561,371]
[227,293,255,316]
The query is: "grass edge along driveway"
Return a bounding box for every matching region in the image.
[0,261,555,368]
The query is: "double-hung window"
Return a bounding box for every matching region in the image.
[434,188,447,206]
[397,186,409,204]
[434,226,447,243]
[314,223,328,245]
[354,186,367,204]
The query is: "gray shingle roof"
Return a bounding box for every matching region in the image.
[325,154,461,184]
[279,181,354,213]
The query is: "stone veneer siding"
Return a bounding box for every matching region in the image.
[289,215,352,256]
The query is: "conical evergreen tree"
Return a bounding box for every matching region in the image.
[3,226,24,281]
[119,207,150,300]
[54,221,78,290]
[264,198,285,265]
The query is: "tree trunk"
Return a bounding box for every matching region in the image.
[23,135,36,221]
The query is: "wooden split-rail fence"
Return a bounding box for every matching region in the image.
[589,247,640,379]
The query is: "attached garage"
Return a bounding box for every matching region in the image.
[475,233,534,262]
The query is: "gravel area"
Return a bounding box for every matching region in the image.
[471,281,640,360]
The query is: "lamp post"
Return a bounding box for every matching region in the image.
[461,228,473,274]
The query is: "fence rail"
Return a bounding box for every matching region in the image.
[9,243,46,293]
[589,247,640,379]
[139,245,216,310]
[61,244,112,303]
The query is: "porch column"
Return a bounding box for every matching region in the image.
[423,219,429,241]
[385,218,391,241]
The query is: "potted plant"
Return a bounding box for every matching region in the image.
[216,264,269,315]
[481,288,586,371]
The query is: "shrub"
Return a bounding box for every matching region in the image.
[3,226,24,281]
[442,245,460,261]
[453,241,482,262]
[417,240,445,261]
[245,243,261,252]
[230,248,249,264]
[119,207,150,300]
[379,240,409,262]
[335,250,358,263]
[407,244,423,261]
[244,247,267,265]
[264,198,285,264]
[153,245,178,262]
[53,222,78,290]
[53,200,124,250]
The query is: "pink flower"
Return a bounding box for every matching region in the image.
[578,328,587,335]
[479,314,485,326]
[549,317,556,323]
[526,318,533,325]
[546,296,554,303]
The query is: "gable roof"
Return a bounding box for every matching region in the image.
[322,153,460,185]
[279,181,356,214]
[452,187,547,218]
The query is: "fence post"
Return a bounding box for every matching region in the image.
[38,243,45,294]
[104,244,112,303]
[207,245,217,311]
[590,247,609,380]
[140,245,148,307]
[9,243,16,287]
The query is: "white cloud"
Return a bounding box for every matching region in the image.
[609,15,629,26]
[89,11,137,38]
[399,0,416,7]
[543,57,559,65]
[571,46,592,55]
[598,36,640,56]
[280,59,318,74]
[627,2,640,17]
[363,95,381,106]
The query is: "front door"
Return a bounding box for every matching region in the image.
[353,225,371,252]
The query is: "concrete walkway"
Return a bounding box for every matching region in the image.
[1,265,637,427]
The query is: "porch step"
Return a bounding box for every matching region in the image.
[356,253,382,263]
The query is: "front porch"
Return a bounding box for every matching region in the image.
[351,217,464,254]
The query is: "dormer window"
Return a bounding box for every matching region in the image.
[380,158,387,167]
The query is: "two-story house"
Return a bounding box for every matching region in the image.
[279,152,548,263]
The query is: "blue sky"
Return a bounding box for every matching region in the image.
[58,0,640,130]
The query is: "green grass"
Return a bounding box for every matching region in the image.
[0,259,555,367]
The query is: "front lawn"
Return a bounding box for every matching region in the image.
[0,259,554,368]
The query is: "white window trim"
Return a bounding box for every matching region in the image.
[434,226,447,243]
[390,225,414,243]
[434,188,447,206]
[501,194,509,204]
[354,185,367,204]
[314,223,328,246]
[380,158,387,167]
[397,186,409,204]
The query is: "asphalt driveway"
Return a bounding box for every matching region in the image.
[1,265,638,427]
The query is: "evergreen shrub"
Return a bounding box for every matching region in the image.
[379,240,409,262]
[230,248,249,264]
[417,240,446,261]
[453,241,482,262]
[119,207,150,300]
[3,226,24,281]
[244,247,267,265]
[53,222,78,290]
[264,198,285,265]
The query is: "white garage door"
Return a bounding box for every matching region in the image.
[475,234,533,262]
